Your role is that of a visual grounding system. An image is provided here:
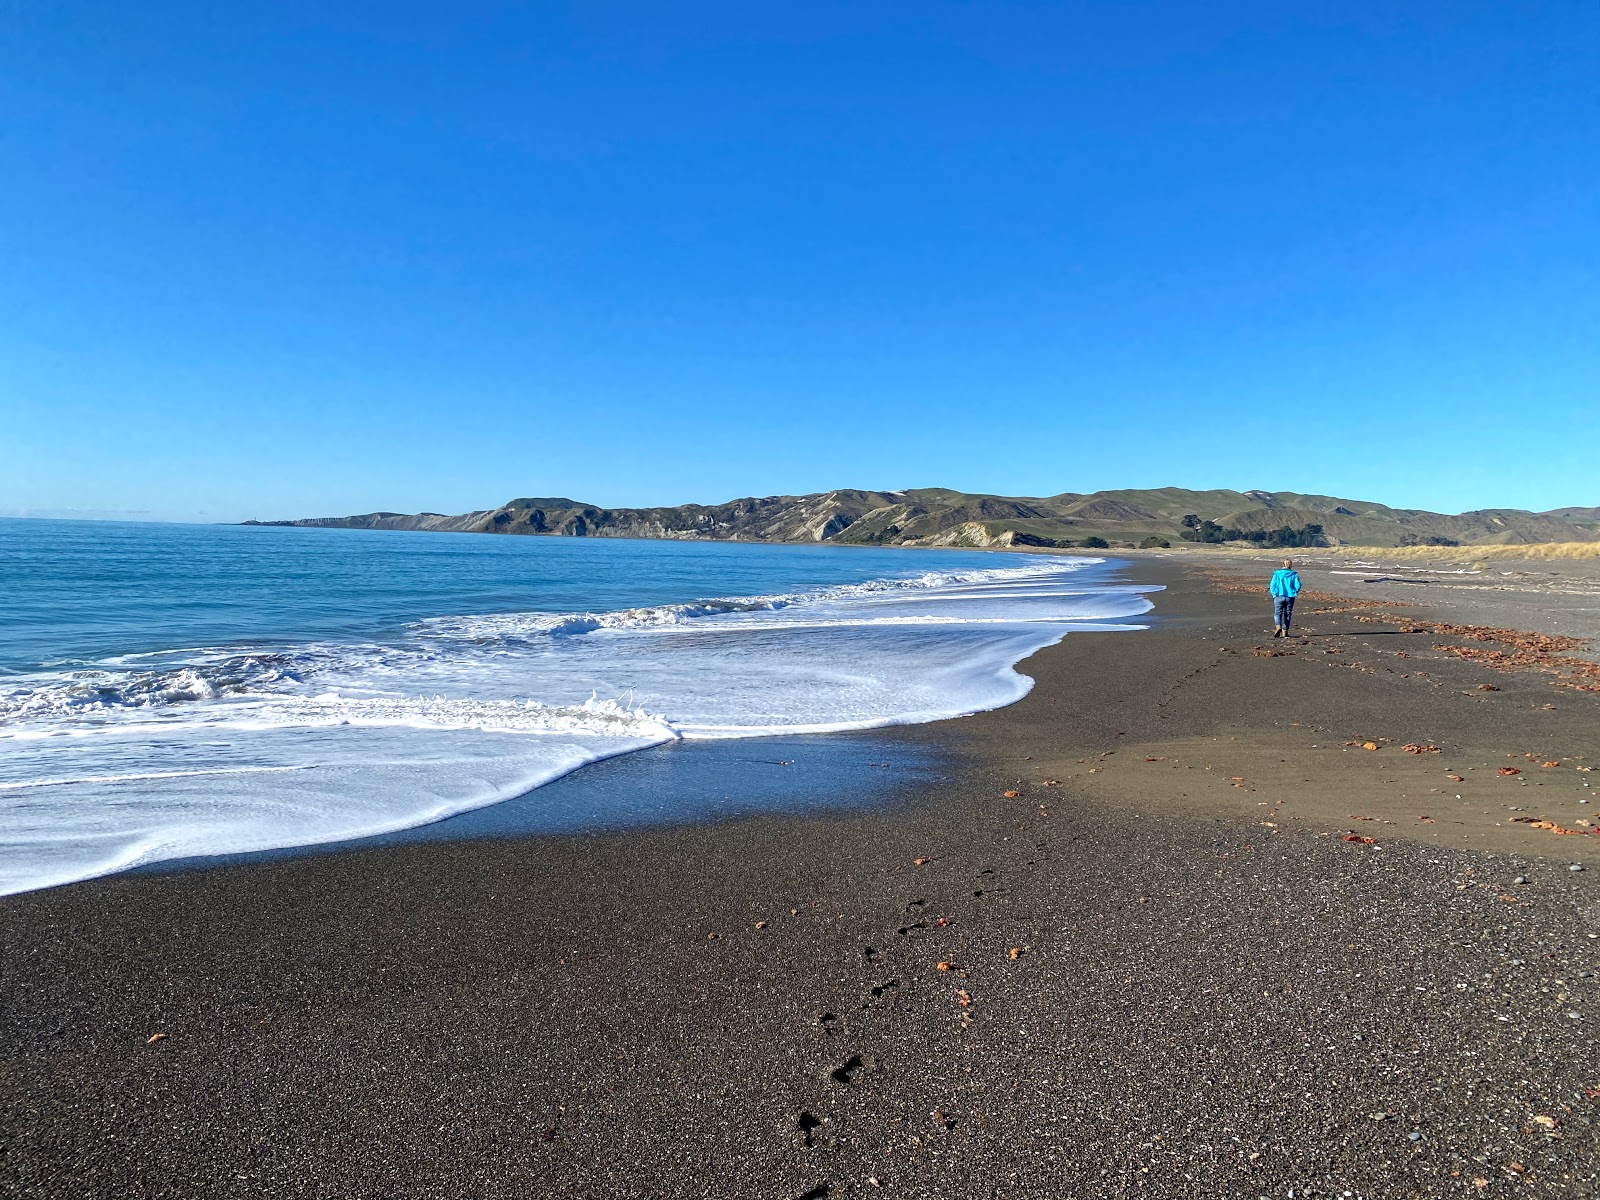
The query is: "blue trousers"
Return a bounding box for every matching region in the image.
[1274,596,1295,631]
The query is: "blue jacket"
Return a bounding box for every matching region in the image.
[1269,568,1302,598]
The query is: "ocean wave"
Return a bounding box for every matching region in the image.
[0,690,677,742]
[432,598,793,642]
[0,765,311,792]
[0,559,1086,724]
[0,653,306,722]
[416,558,1081,643]
[238,692,678,737]
[0,549,1157,897]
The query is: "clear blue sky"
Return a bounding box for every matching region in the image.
[2,2,1595,522]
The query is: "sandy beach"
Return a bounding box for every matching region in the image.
[4,557,1598,1198]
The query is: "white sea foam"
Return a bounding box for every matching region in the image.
[0,555,1155,895]
[0,766,311,792]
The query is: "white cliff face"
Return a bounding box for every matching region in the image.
[917,522,1016,549]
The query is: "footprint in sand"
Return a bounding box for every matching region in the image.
[796,1109,830,1149]
[828,1054,879,1086]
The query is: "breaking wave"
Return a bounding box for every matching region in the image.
[0,549,1155,895]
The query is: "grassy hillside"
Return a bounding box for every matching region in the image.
[248,487,1600,549]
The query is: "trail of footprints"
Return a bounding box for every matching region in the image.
[790,866,1005,1198]
[1156,652,1230,714]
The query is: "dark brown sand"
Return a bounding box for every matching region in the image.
[4,561,1598,1199]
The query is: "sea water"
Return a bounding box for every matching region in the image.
[0,519,1156,895]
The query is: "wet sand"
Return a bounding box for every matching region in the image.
[3,560,1598,1198]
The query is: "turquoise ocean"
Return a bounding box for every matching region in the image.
[0,519,1155,894]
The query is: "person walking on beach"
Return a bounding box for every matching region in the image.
[1270,558,1302,637]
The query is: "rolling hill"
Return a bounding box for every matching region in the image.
[243,487,1600,549]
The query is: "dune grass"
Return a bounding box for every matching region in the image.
[1312,542,1600,561]
[1186,541,1600,562]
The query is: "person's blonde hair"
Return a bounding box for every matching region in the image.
[1282,558,1293,568]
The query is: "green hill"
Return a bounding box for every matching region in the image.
[244,487,1599,549]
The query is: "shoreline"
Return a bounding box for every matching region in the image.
[2,540,1146,899]
[4,558,1597,1197]
[125,729,956,883]
[119,546,1600,882]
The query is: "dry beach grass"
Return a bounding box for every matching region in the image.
[1200,542,1600,563]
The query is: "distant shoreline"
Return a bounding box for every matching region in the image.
[237,483,1600,551]
[240,516,1600,564]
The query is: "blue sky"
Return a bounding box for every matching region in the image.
[2,2,1595,522]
